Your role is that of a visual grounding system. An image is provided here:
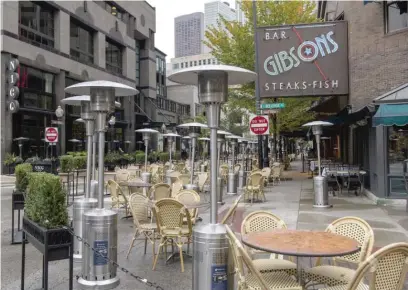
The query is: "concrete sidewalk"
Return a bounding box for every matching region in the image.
[0,175,16,187]
[2,161,408,289]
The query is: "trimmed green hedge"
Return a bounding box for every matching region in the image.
[15,163,33,192]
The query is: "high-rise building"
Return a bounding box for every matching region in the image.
[204,1,236,53]
[235,1,247,25]
[174,12,204,57]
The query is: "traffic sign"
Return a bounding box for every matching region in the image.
[249,115,269,136]
[260,103,285,110]
[45,127,59,143]
[261,109,279,114]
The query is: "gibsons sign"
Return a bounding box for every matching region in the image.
[256,21,349,98]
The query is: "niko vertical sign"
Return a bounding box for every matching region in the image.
[256,21,349,98]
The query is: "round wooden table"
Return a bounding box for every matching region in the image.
[242,229,360,285]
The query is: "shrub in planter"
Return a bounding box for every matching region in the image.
[60,155,74,173]
[158,152,169,163]
[173,151,181,161]
[148,151,159,163]
[25,156,40,164]
[4,152,17,167]
[73,155,87,170]
[135,153,145,165]
[135,150,144,155]
[25,172,68,229]
[105,151,120,170]
[15,163,33,193]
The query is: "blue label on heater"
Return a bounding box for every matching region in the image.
[94,240,108,266]
[211,265,228,290]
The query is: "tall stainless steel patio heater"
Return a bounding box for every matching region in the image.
[169,64,256,290]
[320,137,331,160]
[61,96,99,263]
[162,132,180,184]
[135,128,159,184]
[226,135,240,195]
[65,81,137,289]
[237,138,248,193]
[302,121,333,208]
[178,122,208,191]
[199,137,210,172]
[13,137,29,159]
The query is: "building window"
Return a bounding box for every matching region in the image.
[19,1,54,49]
[385,1,408,33]
[156,57,160,71]
[203,59,206,65]
[17,65,55,111]
[181,63,184,68]
[173,63,179,70]
[190,61,193,66]
[194,61,197,66]
[149,29,155,50]
[185,62,188,68]
[70,20,94,64]
[199,60,202,65]
[135,40,140,86]
[208,59,212,64]
[106,38,123,74]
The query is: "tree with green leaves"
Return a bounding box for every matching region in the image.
[204,0,319,132]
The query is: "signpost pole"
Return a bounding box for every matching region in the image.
[252,0,263,169]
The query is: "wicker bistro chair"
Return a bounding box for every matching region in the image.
[171,178,184,198]
[115,169,130,184]
[220,164,229,183]
[271,166,281,185]
[107,180,130,216]
[178,174,191,186]
[225,225,303,290]
[303,216,374,287]
[148,183,171,201]
[234,164,242,174]
[175,189,200,224]
[241,211,297,276]
[261,167,271,186]
[197,172,209,194]
[126,193,158,259]
[319,242,408,290]
[152,198,193,273]
[244,173,265,203]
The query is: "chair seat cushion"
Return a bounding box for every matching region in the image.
[246,271,302,290]
[303,265,356,286]
[162,228,191,236]
[139,223,157,230]
[253,258,297,275]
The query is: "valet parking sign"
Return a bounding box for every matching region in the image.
[256,21,349,97]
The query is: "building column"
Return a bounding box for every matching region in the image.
[55,71,66,154]
[375,126,387,198]
[1,53,13,174]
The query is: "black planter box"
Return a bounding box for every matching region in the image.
[11,190,25,244]
[22,217,72,261]
[31,161,58,175]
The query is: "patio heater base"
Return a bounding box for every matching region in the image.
[77,276,120,290]
[313,176,332,208]
[165,170,174,185]
[226,172,238,195]
[141,172,151,183]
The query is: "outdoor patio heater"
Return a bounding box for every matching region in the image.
[169,64,256,290]
[217,130,231,204]
[65,81,137,289]
[135,128,159,183]
[178,122,208,191]
[226,135,240,195]
[162,132,181,184]
[199,137,210,172]
[237,138,248,193]
[13,137,29,159]
[302,121,333,208]
[320,137,331,160]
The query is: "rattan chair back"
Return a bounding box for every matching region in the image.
[150,183,171,201]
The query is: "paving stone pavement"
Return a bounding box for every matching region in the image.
[2,161,408,289]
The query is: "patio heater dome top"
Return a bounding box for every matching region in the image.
[199,137,211,141]
[217,130,232,135]
[302,121,333,127]
[177,122,208,128]
[124,140,132,143]
[135,128,159,134]
[75,118,85,123]
[61,95,121,107]
[320,137,331,140]
[64,81,138,96]
[68,139,81,142]
[162,133,181,137]
[168,64,257,86]
[226,135,240,139]
[182,136,191,139]
[13,137,29,141]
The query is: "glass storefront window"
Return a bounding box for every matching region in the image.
[106,39,123,74]
[388,126,408,175]
[70,20,94,64]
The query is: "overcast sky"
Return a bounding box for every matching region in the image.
[147,0,236,61]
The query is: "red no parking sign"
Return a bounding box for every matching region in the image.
[249,115,269,136]
[45,127,58,143]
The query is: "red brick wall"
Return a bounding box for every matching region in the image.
[327,1,408,110]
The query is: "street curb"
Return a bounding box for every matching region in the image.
[363,188,407,206]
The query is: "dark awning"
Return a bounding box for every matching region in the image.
[372,104,408,127]
[326,105,374,125]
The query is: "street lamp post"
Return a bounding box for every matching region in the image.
[65,81,137,290]
[302,121,333,208]
[169,64,256,290]
[55,105,64,157]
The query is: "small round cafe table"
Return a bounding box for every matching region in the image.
[241,229,360,285]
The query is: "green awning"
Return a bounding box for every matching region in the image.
[372,104,408,127]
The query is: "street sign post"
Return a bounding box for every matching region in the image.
[260,103,285,110]
[249,115,269,136]
[45,127,59,143]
